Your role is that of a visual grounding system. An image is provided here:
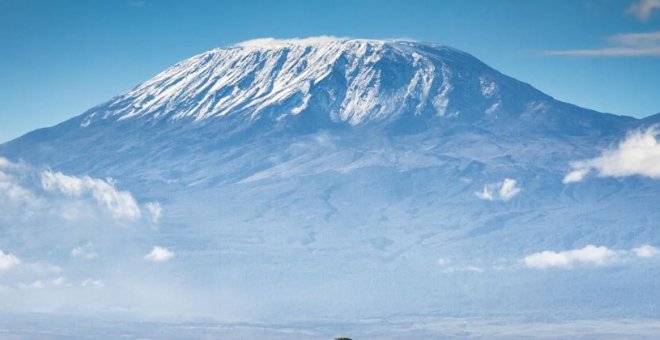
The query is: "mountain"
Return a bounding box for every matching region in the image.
[0,37,637,183]
[1,37,659,331]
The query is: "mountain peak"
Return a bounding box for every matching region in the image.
[74,36,625,137]
[79,37,537,129]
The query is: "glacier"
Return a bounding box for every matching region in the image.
[1,37,660,338]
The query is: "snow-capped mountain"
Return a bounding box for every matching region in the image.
[0,37,637,180]
[1,37,660,329]
[65,37,629,134]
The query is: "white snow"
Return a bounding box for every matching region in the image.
[80,37,509,127]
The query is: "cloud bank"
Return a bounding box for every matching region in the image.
[475,178,521,201]
[564,127,660,183]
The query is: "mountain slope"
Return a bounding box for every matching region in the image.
[1,37,659,325]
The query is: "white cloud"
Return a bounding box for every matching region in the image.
[632,245,660,258]
[0,156,166,233]
[145,202,162,224]
[441,265,484,274]
[0,249,21,271]
[524,245,619,269]
[41,170,142,220]
[80,278,104,289]
[71,243,98,260]
[628,0,660,21]
[0,172,37,204]
[563,168,590,184]
[0,156,161,228]
[608,31,660,46]
[543,47,660,57]
[564,127,660,183]
[437,258,484,273]
[475,178,521,201]
[542,31,660,57]
[19,277,66,290]
[145,246,174,262]
[437,257,452,267]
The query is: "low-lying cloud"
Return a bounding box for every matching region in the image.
[71,243,99,260]
[145,246,174,262]
[42,170,142,220]
[0,156,161,223]
[564,127,660,183]
[524,244,660,269]
[475,178,521,201]
[0,249,21,271]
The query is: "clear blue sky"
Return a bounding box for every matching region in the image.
[1,0,659,142]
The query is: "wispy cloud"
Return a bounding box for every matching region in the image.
[71,243,99,260]
[80,278,104,289]
[542,31,660,57]
[475,178,521,201]
[564,126,660,183]
[437,257,484,273]
[608,31,660,46]
[628,0,660,21]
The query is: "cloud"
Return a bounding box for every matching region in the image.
[542,31,660,57]
[145,202,162,224]
[80,278,104,289]
[632,245,660,258]
[475,178,521,201]
[145,246,174,262]
[437,257,484,273]
[437,257,451,267]
[71,243,99,260]
[524,245,619,269]
[0,155,161,227]
[524,244,660,269]
[608,31,660,46]
[628,0,660,21]
[563,168,590,184]
[0,249,21,271]
[41,170,142,220]
[19,277,66,290]
[543,47,660,57]
[0,157,10,168]
[564,127,660,183]
[0,171,37,205]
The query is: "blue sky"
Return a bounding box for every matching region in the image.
[0,0,659,142]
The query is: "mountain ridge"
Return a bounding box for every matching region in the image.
[62,37,629,135]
